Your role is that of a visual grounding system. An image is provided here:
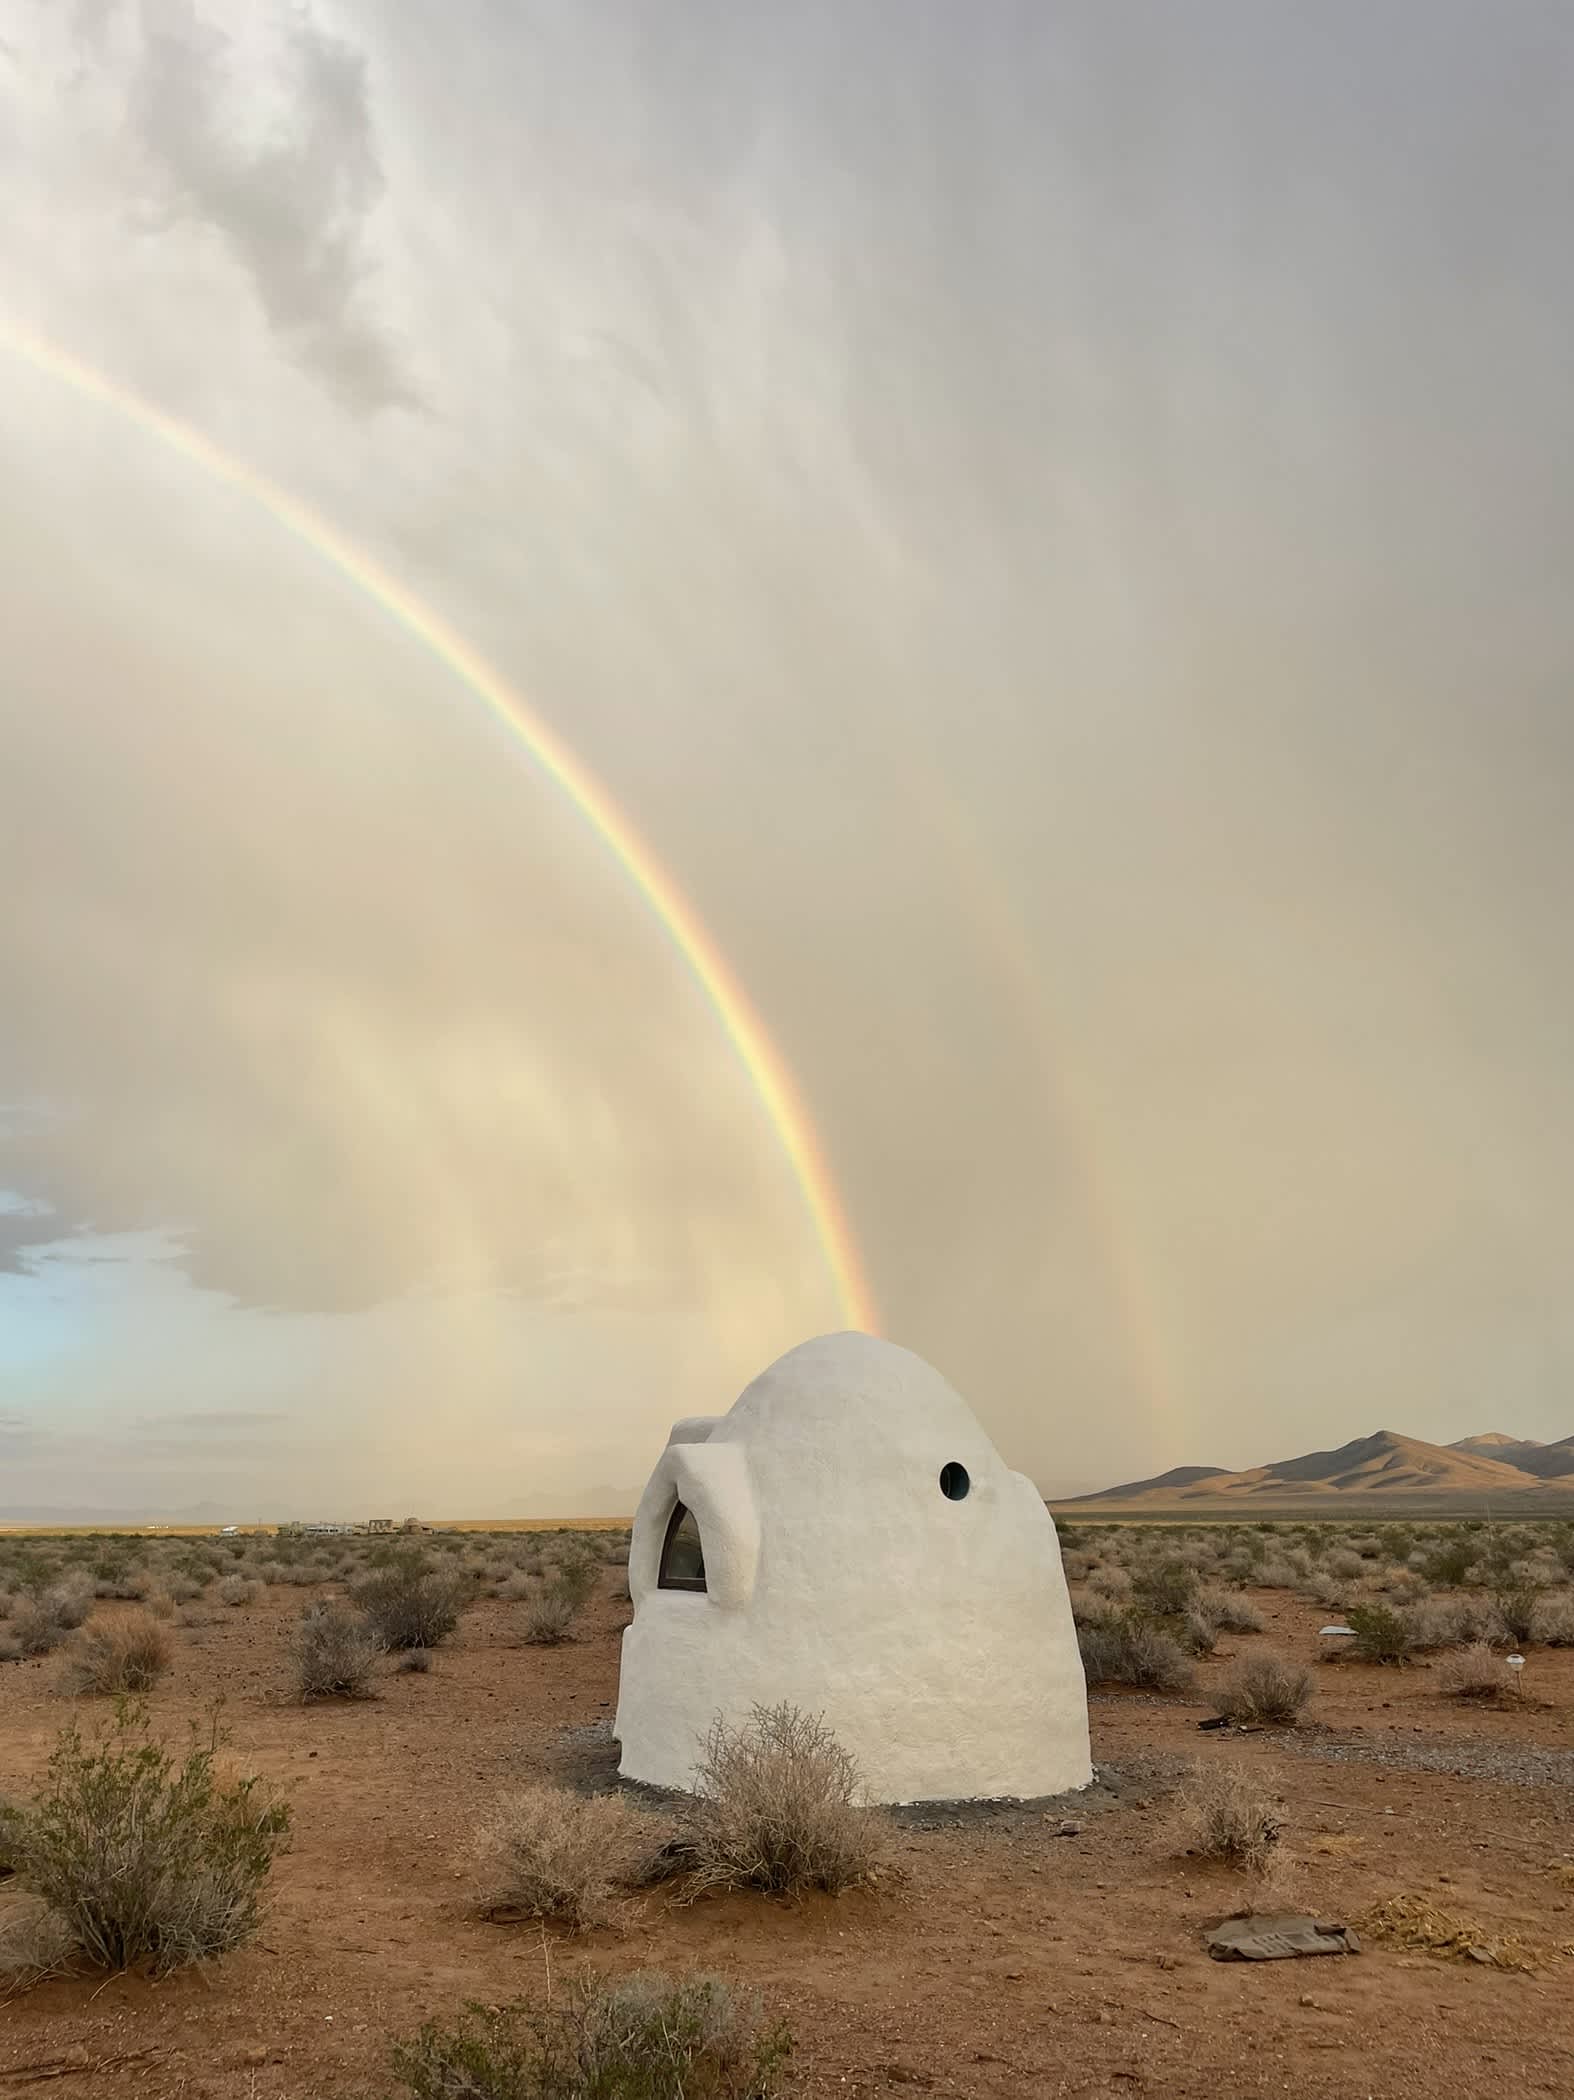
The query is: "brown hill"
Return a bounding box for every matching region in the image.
[1450,1432,1574,1479]
[1066,1428,1558,1508]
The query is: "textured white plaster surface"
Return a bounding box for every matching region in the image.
[614,1332,1091,1804]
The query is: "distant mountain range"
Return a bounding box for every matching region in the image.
[1063,1429,1574,1509]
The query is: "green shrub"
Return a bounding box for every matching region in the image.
[1494,1586,1539,1646]
[355,1553,468,1650]
[389,1972,791,2100]
[1133,1560,1197,1616]
[1345,1602,1414,1665]
[1424,1538,1478,1587]
[0,1702,289,1975]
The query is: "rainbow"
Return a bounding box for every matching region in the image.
[0,320,878,1335]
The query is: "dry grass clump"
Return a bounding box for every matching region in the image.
[1213,1652,1315,1726]
[686,1704,886,1898]
[216,1576,262,1609]
[1356,1893,1542,1972]
[473,1785,659,1933]
[389,1971,792,2100]
[520,1583,581,1646]
[57,1612,172,1697]
[1435,1642,1517,1700]
[1169,1762,1283,1874]
[0,1704,289,1979]
[292,1602,382,1699]
[0,1884,76,1989]
[1403,1595,1507,1651]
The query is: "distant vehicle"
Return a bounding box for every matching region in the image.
[220,1525,239,1536]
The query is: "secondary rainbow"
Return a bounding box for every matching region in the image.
[0,320,878,1336]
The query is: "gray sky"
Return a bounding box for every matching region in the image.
[3,1,1573,1514]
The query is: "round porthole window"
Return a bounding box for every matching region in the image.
[939,1461,971,1501]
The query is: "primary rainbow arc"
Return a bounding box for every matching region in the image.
[0,320,878,1336]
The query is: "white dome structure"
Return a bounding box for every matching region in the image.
[613,1332,1091,1804]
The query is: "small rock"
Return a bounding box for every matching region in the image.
[1056,1820,1084,1838]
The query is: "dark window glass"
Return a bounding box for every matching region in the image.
[658,1501,707,1590]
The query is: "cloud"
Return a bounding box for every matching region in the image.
[127,1,417,412]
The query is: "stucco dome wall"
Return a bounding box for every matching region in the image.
[614,1333,1091,1804]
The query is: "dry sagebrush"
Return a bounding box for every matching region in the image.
[389,1971,791,2100]
[686,1704,886,1898]
[292,1602,382,1699]
[472,1785,659,1932]
[1170,1763,1283,1874]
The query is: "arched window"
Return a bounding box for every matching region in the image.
[658,1501,707,1591]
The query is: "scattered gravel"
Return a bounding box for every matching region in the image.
[1280,1730,1574,1792]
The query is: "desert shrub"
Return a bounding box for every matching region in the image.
[1530,1593,1574,1646]
[292,1603,382,1699]
[397,1647,433,1674]
[1404,1594,1507,1651]
[0,1885,76,1985]
[1170,1763,1282,1873]
[1427,1537,1494,1579]
[1255,1558,1301,1590]
[1180,1609,1217,1656]
[521,1586,580,1646]
[57,1613,172,1697]
[1493,1586,1539,1646]
[1133,1559,1197,1616]
[42,1581,94,1632]
[12,1597,74,1659]
[389,1972,791,2100]
[1345,1602,1414,1665]
[1436,1642,1515,1699]
[473,1786,658,1932]
[0,1703,289,1975]
[1214,1652,1314,1726]
[687,1704,884,1898]
[1086,1565,1133,1602]
[1075,1608,1194,1692]
[354,1553,468,1651]
[216,1576,262,1609]
[1196,1588,1264,1635]
[143,1588,178,1623]
[1323,1548,1366,1582]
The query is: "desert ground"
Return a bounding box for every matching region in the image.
[2,1522,1573,2099]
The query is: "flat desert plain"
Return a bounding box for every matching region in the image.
[2,1559,1573,2099]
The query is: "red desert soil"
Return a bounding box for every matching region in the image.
[3,1579,1572,2099]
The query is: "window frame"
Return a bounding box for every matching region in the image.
[656,1498,708,1592]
